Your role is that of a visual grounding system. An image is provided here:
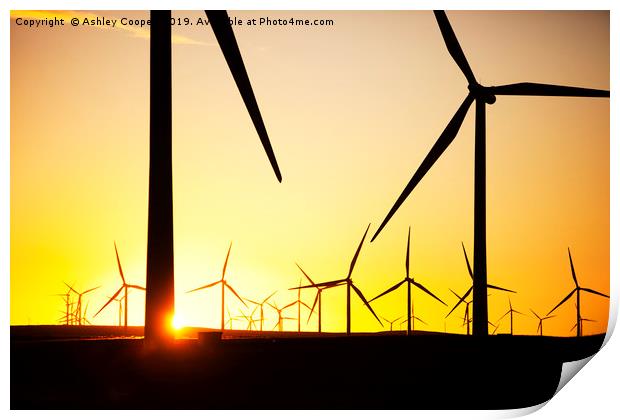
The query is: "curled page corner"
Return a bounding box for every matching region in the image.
[555,355,594,395]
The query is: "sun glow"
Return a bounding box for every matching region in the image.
[172,314,186,330]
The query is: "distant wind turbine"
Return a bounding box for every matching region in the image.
[94,243,145,328]
[246,291,277,332]
[530,309,554,336]
[144,10,283,345]
[268,300,296,332]
[381,316,403,332]
[186,242,248,332]
[291,224,383,335]
[370,10,609,337]
[445,243,515,320]
[370,227,446,336]
[497,297,524,335]
[65,283,100,326]
[547,248,609,337]
[296,263,325,333]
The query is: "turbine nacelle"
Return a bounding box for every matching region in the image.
[468,83,496,104]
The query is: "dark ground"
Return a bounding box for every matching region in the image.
[10,325,605,409]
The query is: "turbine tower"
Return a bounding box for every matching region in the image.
[370,10,609,337]
[145,10,282,345]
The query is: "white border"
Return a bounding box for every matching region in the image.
[3,1,617,418]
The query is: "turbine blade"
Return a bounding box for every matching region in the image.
[82,286,100,295]
[282,301,297,310]
[290,279,347,290]
[94,287,123,317]
[371,94,474,242]
[186,280,221,293]
[226,283,248,307]
[581,288,609,299]
[114,242,127,286]
[307,292,319,323]
[490,82,609,98]
[127,284,146,291]
[414,316,427,325]
[262,291,277,304]
[412,281,447,305]
[406,227,411,279]
[369,279,407,303]
[547,289,576,315]
[351,283,383,326]
[64,282,79,295]
[530,309,541,320]
[461,242,473,280]
[433,11,477,85]
[296,263,316,286]
[205,10,282,182]
[222,242,233,280]
[348,224,371,279]
[446,286,472,318]
[568,248,579,287]
[487,284,516,293]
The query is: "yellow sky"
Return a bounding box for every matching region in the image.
[10,10,609,336]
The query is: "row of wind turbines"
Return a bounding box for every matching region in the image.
[56,223,608,338]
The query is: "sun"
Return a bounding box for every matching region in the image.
[172,313,186,330]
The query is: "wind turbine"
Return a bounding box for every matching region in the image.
[289,279,313,332]
[144,10,283,345]
[291,224,383,335]
[65,283,100,326]
[268,300,296,332]
[370,227,446,336]
[400,312,427,333]
[445,243,515,319]
[94,243,146,328]
[547,248,609,337]
[296,263,325,333]
[570,312,596,336]
[187,242,248,332]
[448,289,495,335]
[530,309,555,336]
[245,291,277,332]
[370,10,609,337]
[53,284,74,326]
[497,297,525,335]
[381,316,403,332]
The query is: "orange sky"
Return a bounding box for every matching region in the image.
[10,10,609,336]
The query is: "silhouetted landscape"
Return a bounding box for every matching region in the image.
[10,325,604,409]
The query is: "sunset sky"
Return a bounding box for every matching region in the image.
[10,10,609,336]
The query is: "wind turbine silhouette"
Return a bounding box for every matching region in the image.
[530,309,554,336]
[144,10,283,345]
[187,243,247,332]
[497,297,524,335]
[296,263,325,333]
[445,243,515,319]
[289,279,313,332]
[400,306,427,333]
[94,243,145,329]
[547,248,609,337]
[370,10,609,337]
[53,284,74,326]
[291,224,383,335]
[382,316,403,332]
[268,300,296,332]
[369,227,446,336]
[245,291,277,331]
[65,283,100,326]
[448,289,494,335]
[570,310,596,336]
